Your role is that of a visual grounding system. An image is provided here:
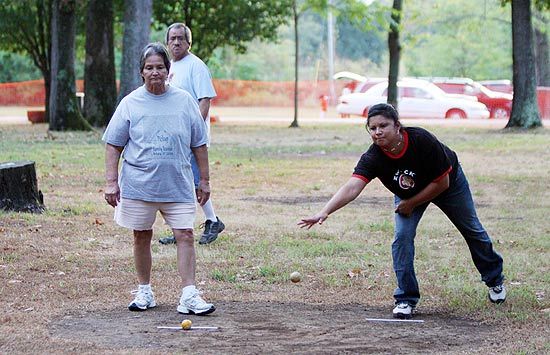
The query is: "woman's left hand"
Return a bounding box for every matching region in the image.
[196,179,211,206]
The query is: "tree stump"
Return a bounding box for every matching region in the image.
[0,161,44,213]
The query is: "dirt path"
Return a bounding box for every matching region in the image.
[50,301,495,354]
[2,105,549,128]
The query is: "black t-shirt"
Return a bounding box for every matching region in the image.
[353,127,458,200]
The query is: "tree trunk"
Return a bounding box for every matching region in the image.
[49,0,90,131]
[38,0,52,122]
[84,0,116,127]
[534,22,550,86]
[387,0,403,110]
[43,69,51,123]
[117,0,152,103]
[290,0,299,128]
[0,161,44,213]
[506,0,542,129]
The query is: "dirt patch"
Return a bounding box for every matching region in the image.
[50,301,495,354]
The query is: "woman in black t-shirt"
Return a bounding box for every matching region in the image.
[299,103,505,319]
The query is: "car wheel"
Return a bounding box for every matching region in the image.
[445,109,466,119]
[491,107,509,119]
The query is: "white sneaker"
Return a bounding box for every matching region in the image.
[393,302,414,319]
[128,288,156,311]
[488,284,506,304]
[177,287,215,315]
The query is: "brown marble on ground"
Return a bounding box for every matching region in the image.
[50,301,495,354]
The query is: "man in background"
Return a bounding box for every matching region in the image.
[159,23,225,245]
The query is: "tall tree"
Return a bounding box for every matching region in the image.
[505,0,542,128]
[534,11,550,86]
[290,0,301,128]
[387,0,402,109]
[49,0,89,130]
[0,0,52,119]
[118,0,152,102]
[84,0,116,127]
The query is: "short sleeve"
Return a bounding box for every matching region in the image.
[193,62,217,100]
[102,99,130,147]
[353,147,379,182]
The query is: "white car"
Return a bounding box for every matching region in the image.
[336,79,490,119]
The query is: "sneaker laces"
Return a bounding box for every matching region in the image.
[130,289,150,304]
[491,285,503,293]
[199,220,213,232]
[184,289,208,307]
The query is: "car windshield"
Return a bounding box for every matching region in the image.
[473,82,492,95]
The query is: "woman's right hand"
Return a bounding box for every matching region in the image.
[104,182,120,207]
[298,213,328,229]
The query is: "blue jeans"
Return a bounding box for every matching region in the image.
[392,165,504,306]
[190,153,200,188]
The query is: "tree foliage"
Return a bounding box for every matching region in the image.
[0,0,52,116]
[0,52,42,82]
[152,0,292,62]
[404,0,513,80]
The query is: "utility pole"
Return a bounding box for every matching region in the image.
[327,0,336,104]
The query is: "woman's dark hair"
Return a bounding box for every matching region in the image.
[367,103,400,125]
[139,43,171,80]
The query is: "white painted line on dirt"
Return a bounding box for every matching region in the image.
[365,318,425,323]
[157,326,220,331]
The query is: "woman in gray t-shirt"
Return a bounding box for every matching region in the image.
[102,43,215,316]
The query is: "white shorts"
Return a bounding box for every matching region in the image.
[114,198,196,231]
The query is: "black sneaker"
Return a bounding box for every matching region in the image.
[198,217,225,245]
[159,235,176,245]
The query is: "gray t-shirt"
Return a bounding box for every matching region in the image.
[102,85,207,203]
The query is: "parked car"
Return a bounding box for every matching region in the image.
[478,79,513,94]
[333,71,385,95]
[422,77,513,119]
[336,78,490,119]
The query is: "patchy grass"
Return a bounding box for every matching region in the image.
[0,122,549,353]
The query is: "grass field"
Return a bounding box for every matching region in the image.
[0,121,549,353]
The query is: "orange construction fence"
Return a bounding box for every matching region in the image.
[0,79,343,108]
[0,79,548,118]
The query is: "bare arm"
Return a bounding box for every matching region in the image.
[104,143,123,207]
[198,98,211,120]
[191,144,210,206]
[298,177,368,229]
[395,174,450,216]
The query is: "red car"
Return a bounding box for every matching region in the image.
[478,80,513,94]
[422,78,513,119]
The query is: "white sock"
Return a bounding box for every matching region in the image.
[201,199,217,221]
[182,285,196,297]
[138,284,152,292]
